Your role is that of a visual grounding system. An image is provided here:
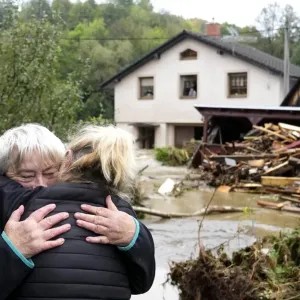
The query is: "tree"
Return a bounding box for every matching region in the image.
[110,0,134,8]
[137,0,153,12]
[281,5,300,42]
[255,2,300,60]
[20,0,52,21]
[0,3,82,137]
[68,1,95,30]
[52,0,72,24]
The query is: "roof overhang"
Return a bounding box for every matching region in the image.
[194,105,300,120]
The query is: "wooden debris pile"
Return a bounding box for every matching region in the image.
[196,122,300,193]
[168,226,300,300]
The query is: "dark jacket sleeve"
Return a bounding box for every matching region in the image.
[0,236,32,300]
[0,172,42,229]
[114,197,156,295]
[0,172,43,300]
[120,221,156,295]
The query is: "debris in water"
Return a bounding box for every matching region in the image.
[158,178,176,195]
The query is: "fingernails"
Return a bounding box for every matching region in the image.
[86,237,92,242]
[74,213,81,218]
[50,204,56,209]
[81,204,87,209]
[65,224,71,230]
[77,220,83,226]
[59,238,65,245]
[63,213,69,218]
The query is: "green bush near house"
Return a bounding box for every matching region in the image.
[155,147,190,166]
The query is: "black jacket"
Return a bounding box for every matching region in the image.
[0,175,155,300]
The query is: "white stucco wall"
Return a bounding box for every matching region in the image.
[114,38,283,125]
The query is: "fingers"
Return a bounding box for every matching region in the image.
[39,212,70,230]
[43,238,65,251]
[81,204,110,218]
[106,196,118,212]
[86,236,109,244]
[43,224,71,241]
[9,205,25,222]
[28,204,56,222]
[74,213,109,227]
[76,219,107,235]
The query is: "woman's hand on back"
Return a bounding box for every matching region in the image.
[74,196,136,246]
[4,204,71,258]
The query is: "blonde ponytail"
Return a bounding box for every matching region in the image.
[61,125,137,196]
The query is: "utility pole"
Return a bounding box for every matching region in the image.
[283,24,290,96]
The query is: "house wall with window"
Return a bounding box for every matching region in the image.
[115,38,284,147]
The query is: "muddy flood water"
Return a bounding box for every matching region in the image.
[132,150,300,300]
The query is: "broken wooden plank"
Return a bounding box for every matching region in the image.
[209,154,277,162]
[281,205,300,214]
[264,187,300,195]
[233,188,264,194]
[288,157,300,167]
[279,123,300,133]
[237,183,262,188]
[257,200,291,209]
[273,141,300,153]
[248,159,265,168]
[230,144,262,154]
[243,136,262,140]
[261,176,300,187]
[253,125,293,142]
[280,195,300,204]
[288,133,298,141]
[292,131,300,138]
[262,161,292,176]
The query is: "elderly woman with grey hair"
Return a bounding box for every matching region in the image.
[0,123,155,300]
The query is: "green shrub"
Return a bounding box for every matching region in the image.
[155,147,190,166]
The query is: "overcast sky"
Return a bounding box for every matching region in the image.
[149,0,300,27]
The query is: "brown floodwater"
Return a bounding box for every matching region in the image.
[132,151,300,300]
[133,191,300,300]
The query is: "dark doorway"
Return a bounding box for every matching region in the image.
[208,117,253,144]
[194,126,203,140]
[137,127,155,149]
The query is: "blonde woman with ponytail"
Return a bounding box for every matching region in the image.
[0,124,155,300]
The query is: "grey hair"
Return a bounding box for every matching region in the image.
[0,123,66,172]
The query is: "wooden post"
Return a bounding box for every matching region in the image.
[203,116,209,143]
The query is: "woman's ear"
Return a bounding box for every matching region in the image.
[65,150,73,169]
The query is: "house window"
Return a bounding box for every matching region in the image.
[139,77,154,99]
[180,49,197,60]
[228,73,247,97]
[180,75,197,98]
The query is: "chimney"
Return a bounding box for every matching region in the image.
[205,19,221,38]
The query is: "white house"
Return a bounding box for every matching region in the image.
[101,24,300,149]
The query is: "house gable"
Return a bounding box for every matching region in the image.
[101,30,300,88]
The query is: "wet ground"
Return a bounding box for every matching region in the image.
[132,150,300,300]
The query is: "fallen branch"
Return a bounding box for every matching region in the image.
[138,165,149,175]
[132,205,246,219]
[198,188,217,252]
